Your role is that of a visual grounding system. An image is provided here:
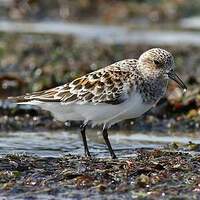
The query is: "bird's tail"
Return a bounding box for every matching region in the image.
[8,94,33,103]
[8,89,49,103]
[8,86,63,103]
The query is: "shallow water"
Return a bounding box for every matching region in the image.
[0,130,199,158]
[0,130,200,199]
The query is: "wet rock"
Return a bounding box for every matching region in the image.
[0,150,198,199]
[136,174,150,188]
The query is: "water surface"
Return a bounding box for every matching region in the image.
[1,130,199,158]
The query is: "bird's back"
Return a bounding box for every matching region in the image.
[9,59,144,126]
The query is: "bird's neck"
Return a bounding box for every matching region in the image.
[137,74,168,104]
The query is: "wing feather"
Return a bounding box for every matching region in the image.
[9,59,138,105]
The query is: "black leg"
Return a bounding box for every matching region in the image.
[102,128,117,159]
[80,123,91,157]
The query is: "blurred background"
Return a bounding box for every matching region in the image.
[0,1,199,198]
[0,0,199,144]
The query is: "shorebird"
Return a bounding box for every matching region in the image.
[9,48,187,159]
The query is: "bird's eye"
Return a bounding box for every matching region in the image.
[154,60,160,65]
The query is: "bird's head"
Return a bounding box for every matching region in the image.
[138,48,187,92]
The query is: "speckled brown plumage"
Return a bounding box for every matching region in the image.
[11,59,139,105]
[9,48,187,159]
[10,48,186,109]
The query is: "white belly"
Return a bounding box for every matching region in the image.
[26,92,153,127]
[92,93,153,126]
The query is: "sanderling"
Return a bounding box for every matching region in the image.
[9,48,187,159]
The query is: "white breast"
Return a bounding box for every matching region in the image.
[100,92,153,127]
[72,92,153,127]
[22,91,153,128]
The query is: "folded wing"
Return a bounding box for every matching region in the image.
[9,60,137,105]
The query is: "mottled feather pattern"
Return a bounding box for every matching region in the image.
[11,59,138,105]
[8,48,187,159]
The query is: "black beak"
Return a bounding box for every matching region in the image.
[168,71,187,92]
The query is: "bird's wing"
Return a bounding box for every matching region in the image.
[10,59,137,105]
